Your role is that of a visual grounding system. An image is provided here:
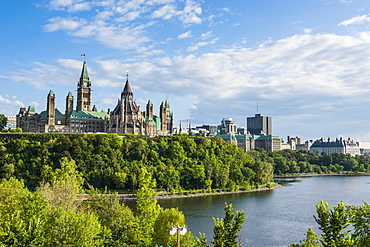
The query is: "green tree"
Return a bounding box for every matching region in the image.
[0,115,7,130]
[349,202,370,246]
[314,200,353,247]
[153,208,194,247]
[0,178,49,246]
[38,157,83,211]
[45,207,104,247]
[87,189,139,246]
[212,203,245,247]
[289,228,320,247]
[135,167,161,244]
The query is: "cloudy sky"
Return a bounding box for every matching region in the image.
[1,0,370,142]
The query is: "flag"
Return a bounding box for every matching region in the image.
[81,54,86,56]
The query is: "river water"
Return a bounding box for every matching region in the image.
[157,176,370,247]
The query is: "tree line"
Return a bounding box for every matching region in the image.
[252,148,370,175]
[0,133,273,192]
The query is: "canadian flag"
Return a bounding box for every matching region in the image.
[81,54,86,56]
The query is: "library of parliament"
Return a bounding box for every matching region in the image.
[16,61,173,136]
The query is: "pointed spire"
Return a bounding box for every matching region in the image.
[122,69,133,97]
[165,98,170,107]
[78,61,90,88]
[48,90,55,97]
[67,92,73,99]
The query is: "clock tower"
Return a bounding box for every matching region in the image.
[77,61,92,111]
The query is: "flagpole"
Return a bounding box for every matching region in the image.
[81,54,86,62]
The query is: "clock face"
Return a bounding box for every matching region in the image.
[84,82,88,87]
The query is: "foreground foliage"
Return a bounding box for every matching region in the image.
[290,200,370,247]
[0,167,244,246]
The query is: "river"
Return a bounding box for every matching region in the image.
[157,176,370,246]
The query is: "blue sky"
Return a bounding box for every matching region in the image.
[2,0,370,142]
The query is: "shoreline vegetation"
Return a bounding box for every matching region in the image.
[274,172,370,178]
[78,183,283,201]
[109,173,370,201]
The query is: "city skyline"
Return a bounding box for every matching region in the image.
[2,0,370,142]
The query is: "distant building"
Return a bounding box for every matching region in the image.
[5,116,16,129]
[247,113,272,135]
[310,137,360,156]
[195,124,218,136]
[357,142,370,155]
[219,118,237,135]
[216,117,281,152]
[17,61,173,136]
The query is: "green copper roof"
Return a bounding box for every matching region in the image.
[67,92,73,98]
[70,110,109,120]
[48,90,55,97]
[39,108,66,120]
[165,98,170,107]
[80,61,89,82]
[27,106,36,114]
[92,105,97,111]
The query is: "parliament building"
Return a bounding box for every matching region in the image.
[17,61,173,136]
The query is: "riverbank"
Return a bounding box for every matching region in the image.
[116,184,282,201]
[274,172,370,178]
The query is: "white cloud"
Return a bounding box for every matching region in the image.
[151,4,179,19]
[0,95,24,108]
[49,0,74,10]
[338,14,370,26]
[42,0,204,53]
[178,30,192,39]
[187,38,219,51]
[43,17,85,32]
[179,0,202,24]
[200,31,212,39]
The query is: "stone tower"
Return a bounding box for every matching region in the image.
[160,98,173,133]
[77,61,92,111]
[47,90,55,126]
[65,92,73,117]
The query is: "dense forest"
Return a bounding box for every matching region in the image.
[0,133,273,192]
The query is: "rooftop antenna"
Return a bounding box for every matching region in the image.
[126,69,129,81]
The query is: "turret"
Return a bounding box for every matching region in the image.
[65,92,73,117]
[47,90,55,126]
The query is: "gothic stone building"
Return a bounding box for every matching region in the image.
[17,61,173,136]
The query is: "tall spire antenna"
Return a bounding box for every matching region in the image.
[126,69,129,81]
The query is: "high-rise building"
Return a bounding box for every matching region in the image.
[247,113,272,135]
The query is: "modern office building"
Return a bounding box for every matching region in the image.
[247,113,272,135]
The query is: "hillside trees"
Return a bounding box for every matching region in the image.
[0,133,272,191]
